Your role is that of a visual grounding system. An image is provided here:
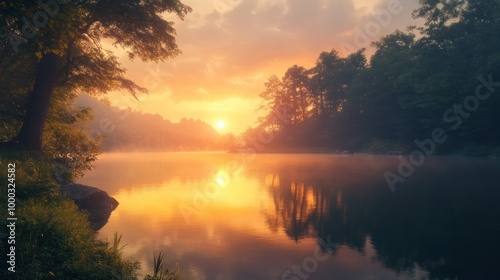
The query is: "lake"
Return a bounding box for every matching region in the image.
[77,152,500,280]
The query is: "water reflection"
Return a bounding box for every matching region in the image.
[79,153,500,280]
[258,155,500,279]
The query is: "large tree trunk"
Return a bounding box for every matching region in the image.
[7,52,59,151]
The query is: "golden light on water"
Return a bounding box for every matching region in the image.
[86,155,279,240]
[75,152,453,279]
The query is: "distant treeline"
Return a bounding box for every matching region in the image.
[246,0,500,155]
[77,95,233,151]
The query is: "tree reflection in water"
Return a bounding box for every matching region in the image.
[260,156,500,280]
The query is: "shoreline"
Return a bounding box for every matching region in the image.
[228,147,500,158]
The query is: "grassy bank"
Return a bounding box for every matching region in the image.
[0,152,181,280]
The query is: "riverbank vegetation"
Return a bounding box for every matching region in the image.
[1,0,190,279]
[0,152,135,279]
[246,0,500,156]
[0,152,183,279]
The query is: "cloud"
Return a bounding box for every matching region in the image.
[139,0,361,99]
[110,0,422,134]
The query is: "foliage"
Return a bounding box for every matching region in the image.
[12,198,140,280]
[0,152,184,280]
[249,0,500,155]
[0,1,192,278]
[0,0,191,177]
[0,152,139,280]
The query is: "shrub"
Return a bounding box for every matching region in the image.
[0,152,139,280]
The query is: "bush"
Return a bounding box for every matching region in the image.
[12,198,140,280]
[0,152,140,280]
[0,151,184,280]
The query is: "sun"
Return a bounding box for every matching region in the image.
[216,120,226,130]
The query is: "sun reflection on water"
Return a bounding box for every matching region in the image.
[76,153,500,279]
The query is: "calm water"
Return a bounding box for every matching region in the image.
[78,152,500,280]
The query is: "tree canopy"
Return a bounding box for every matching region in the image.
[248,0,500,155]
[0,0,191,177]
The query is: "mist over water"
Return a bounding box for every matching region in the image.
[78,152,500,280]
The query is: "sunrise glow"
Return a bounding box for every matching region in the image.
[106,0,420,135]
[216,120,226,131]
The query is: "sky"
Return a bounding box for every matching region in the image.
[107,0,421,135]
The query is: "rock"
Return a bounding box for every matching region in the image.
[60,183,119,231]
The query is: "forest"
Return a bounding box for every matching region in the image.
[76,95,232,152]
[246,0,500,155]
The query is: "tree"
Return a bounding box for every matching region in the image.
[8,52,59,150]
[258,75,291,131]
[309,49,366,118]
[361,31,419,141]
[282,65,312,123]
[412,0,500,145]
[251,0,500,154]
[0,0,191,151]
[309,50,345,117]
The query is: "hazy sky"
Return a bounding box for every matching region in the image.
[108,0,421,134]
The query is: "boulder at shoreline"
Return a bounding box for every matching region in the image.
[60,183,119,230]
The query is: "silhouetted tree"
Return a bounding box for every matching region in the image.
[252,0,500,154]
[0,0,191,151]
